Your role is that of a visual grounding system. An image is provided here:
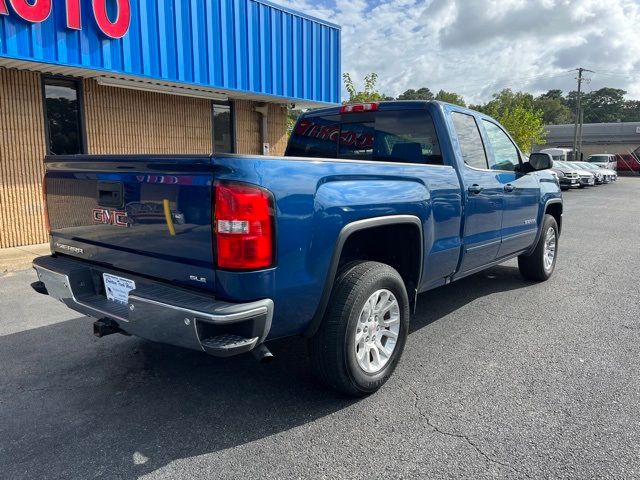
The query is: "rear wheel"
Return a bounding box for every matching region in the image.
[518,214,558,281]
[308,261,410,396]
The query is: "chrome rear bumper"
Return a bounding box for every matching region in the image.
[33,255,273,357]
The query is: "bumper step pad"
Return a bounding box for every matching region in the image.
[201,335,259,357]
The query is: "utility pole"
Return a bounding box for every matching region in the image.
[571,67,593,161]
[577,108,584,160]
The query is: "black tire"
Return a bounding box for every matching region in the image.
[308,261,410,397]
[518,214,559,281]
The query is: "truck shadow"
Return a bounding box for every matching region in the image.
[0,265,531,478]
[411,264,535,334]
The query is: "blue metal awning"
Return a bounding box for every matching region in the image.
[0,0,341,105]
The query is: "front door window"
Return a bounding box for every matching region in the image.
[482,121,520,171]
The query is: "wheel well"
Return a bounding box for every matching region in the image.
[546,203,563,234]
[338,223,422,299]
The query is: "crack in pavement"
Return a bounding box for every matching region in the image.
[404,383,532,479]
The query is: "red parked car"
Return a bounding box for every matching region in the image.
[616,152,640,174]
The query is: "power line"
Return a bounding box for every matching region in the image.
[585,67,640,76]
[592,71,640,80]
[437,71,576,96]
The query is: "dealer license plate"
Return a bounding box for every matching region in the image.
[103,273,136,305]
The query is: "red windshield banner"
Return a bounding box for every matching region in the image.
[295,118,375,149]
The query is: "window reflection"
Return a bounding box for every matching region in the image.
[44,78,84,155]
[213,103,234,153]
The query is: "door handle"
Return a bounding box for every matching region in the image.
[504,184,516,193]
[468,184,484,195]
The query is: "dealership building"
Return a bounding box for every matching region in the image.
[0,0,340,249]
[535,122,640,173]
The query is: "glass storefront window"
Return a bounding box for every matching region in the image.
[213,102,234,153]
[43,77,85,155]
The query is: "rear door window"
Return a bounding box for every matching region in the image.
[287,110,442,165]
[451,112,488,169]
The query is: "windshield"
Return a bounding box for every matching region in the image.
[588,155,611,162]
[576,162,596,170]
[555,161,573,170]
[567,162,588,170]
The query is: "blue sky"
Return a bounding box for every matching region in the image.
[273,0,640,103]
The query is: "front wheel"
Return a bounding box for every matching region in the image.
[308,261,410,396]
[518,214,559,281]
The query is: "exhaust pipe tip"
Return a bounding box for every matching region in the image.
[252,343,274,364]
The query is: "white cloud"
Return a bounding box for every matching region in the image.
[273,0,640,103]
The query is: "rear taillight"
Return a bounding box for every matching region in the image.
[340,103,379,114]
[42,176,50,232]
[214,182,275,270]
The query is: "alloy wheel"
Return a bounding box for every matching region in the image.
[354,289,401,374]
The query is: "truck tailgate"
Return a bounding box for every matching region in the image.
[44,156,216,292]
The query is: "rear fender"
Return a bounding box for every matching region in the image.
[304,215,423,338]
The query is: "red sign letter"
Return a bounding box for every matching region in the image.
[66,0,81,30]
[0,0,8,16]
[7,0,52,22]
[92,0,130,39]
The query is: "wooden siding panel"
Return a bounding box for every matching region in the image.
[83,80,213,155]
[268,103,289,156]
[235,100,262,155]
[0,68,47,248]
[234,100,288,156]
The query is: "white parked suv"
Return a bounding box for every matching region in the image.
[586,154,618,171]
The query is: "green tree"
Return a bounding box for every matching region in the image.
[434,90,466,107]
[480,89,546,153]
[622,100,640,122]
[539,89,564,101]
[343,72,390,103]
[534,90,573,125]
[567,87,626,123]
[497,104,547,153]
[287,109,304,137]
[481,89,535,116]
[397,87,434,101]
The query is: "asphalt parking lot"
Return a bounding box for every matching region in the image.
[1,178,639,479]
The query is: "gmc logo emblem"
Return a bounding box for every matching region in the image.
[92,208,129,228]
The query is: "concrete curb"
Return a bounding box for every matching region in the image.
[0,244,50,274]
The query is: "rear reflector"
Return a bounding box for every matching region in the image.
[214,182,274,270]
[340,103,379,114]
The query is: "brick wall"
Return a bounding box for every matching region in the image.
[234,100,288,156]
[0,68,48,248]
[83,79,213,155]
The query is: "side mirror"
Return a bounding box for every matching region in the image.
[528,153,554,171]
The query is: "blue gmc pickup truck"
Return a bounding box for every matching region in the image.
[33,101,562,396]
